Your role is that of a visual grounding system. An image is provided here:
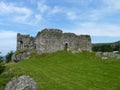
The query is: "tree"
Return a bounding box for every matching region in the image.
[6,51,14,63]
[0,52,5,74]
[0,60,5,74]
[0,56,3,61]
[92,44,113,52]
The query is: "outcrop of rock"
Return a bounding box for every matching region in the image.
[4,76,37,90]
[12,50,30,62]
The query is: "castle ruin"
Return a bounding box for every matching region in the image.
[13,28,92,62]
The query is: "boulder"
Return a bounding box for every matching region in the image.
[4,75,37,90]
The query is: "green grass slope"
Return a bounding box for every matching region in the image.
[1,51,120,90]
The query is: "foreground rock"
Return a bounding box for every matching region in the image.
[5,75,37,90]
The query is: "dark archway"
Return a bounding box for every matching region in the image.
[64,43,68,51]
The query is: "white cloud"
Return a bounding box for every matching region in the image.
[0,1,47,25]
[37,2,49,13]
[61,0,120,22]
[0,1,32,23]
[61,0,93,5]
[0,41,16,55]
[66,11,77,20]
[103,0,120,10]
[67,22,120,37]
[74,0,120,12]
[0,1,13,14]
[87,9,103,21]
[0,0,120,25]
[48,6,79,21]
[0,30,17,39]
[0,1,32,15]
[0,30,17,55]
[50,6,62,14]
[32,14,43,25]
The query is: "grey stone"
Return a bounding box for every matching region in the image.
[113,51,119,54]
[6,68,12,74]
[100,52,120,60]
[12,51,30,62]
[103,52,116,58]
[4,76,37,90]
[101,57,108,60]
[95,52,102,57]
[116,54,120,59]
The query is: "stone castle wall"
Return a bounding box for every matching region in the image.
[35,29,91,54]
[17,33,36,50]
[14,28,91,61]
[35,29,63,53]
[79,35,92,51]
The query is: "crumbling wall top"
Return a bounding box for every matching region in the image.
[63,33,76,37]
[17,33,30,38]
[41,28,63,33]
[36,28,63,38]
[79,35,91,41]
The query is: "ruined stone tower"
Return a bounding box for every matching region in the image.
[12,34,36,62]
[13,28,92,61]
[17,33,36,50]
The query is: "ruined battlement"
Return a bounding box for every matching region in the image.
[13,28,92,62]
[41,28,63,33]
[17,33,35,50]
[36,29,62,39]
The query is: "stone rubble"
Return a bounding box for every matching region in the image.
[96,51,120,60]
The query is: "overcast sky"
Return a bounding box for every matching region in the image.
[0,0,120,55]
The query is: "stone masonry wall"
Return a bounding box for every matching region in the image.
[14,28,92,61]
[79,35,92,51]
[35,29,63,54]
[17,33,36,50]
[35,28,92,54]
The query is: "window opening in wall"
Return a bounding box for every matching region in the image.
[20,41,23,49]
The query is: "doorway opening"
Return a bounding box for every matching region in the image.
[64,43,68,51]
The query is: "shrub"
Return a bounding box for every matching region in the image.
[6,51,14,63]
[0,60,5,74]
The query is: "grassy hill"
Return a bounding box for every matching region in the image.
[1,51,120,90]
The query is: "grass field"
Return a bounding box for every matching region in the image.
[1,51,120,90]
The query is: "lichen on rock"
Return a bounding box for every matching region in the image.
[4,75,37,90]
